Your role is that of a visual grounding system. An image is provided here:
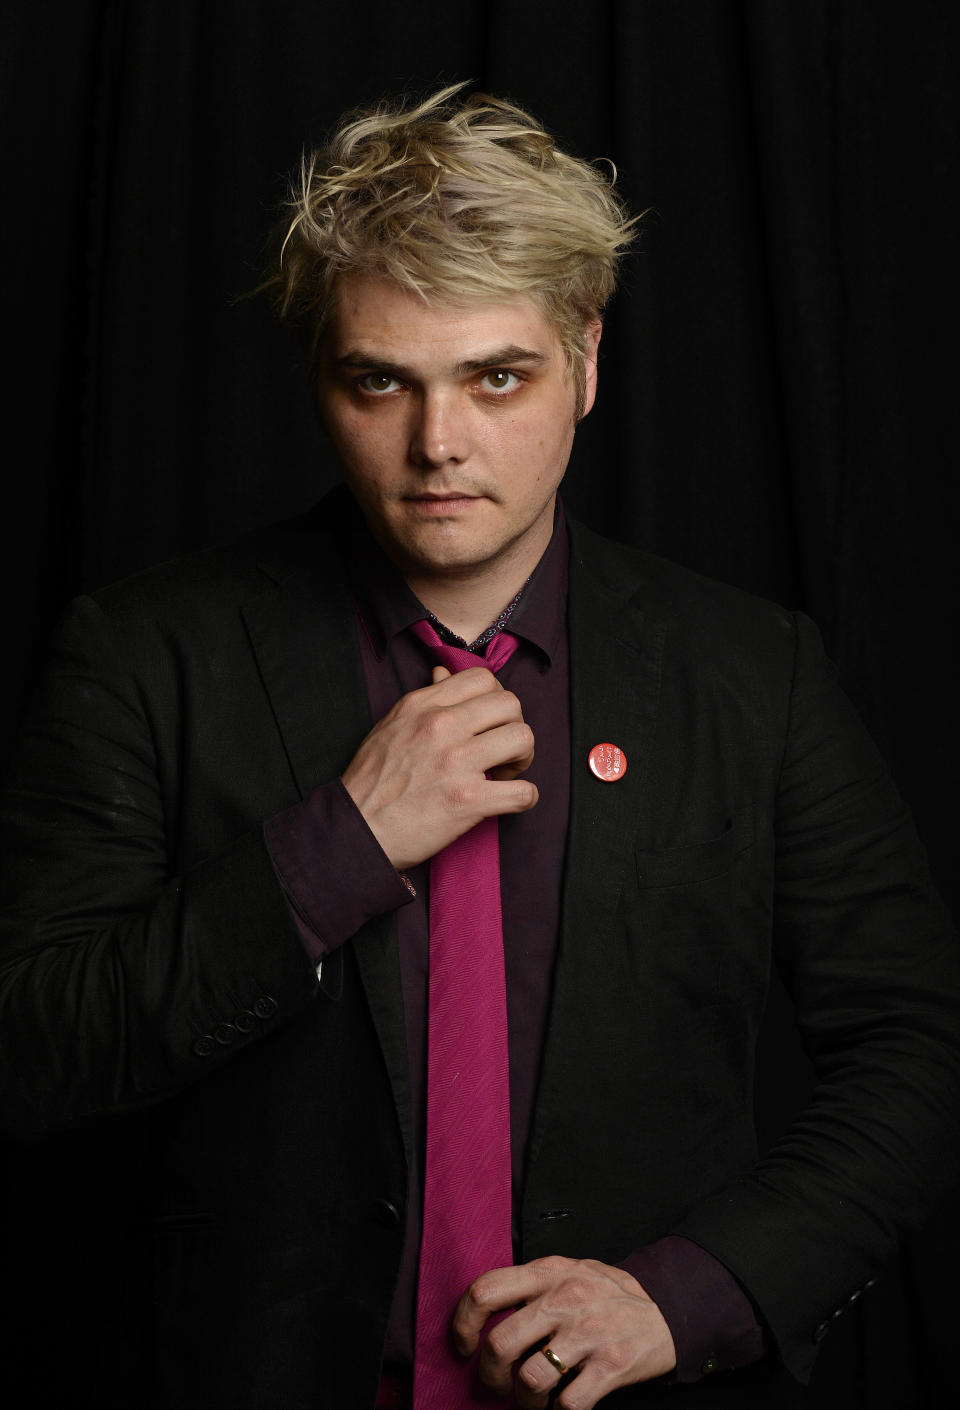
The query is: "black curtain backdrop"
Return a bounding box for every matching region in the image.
[2,3,958,1405]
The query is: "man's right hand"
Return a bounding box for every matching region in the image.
[341,666,537,872]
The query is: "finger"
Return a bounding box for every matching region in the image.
[487,745,534,782]
[408,692,533,772]
[469,719,536,778]
[514,1346,608,1410]
[479,1305,564,1394]
[453,1265,546,1354]
[436,689,531,753]
[552,1361,610,1410]
[512,1374,552,1410]
[515,1344,575,1400]
[418,665,503,703]
[476,776,539,817]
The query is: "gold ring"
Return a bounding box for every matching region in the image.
[541,1346,568,1375]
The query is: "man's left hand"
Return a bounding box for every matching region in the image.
[453,1255,677,1409]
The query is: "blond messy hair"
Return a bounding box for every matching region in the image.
[264,83,638,406]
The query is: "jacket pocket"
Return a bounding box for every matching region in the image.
[635,808,756,889]
[626,808,771,1008]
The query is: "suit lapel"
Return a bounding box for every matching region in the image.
[526,518,666,1175]
[241,548,370,800]
[240,507,413,1168]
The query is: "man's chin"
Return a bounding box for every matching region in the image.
[368,500,555,584]
[377,519,503,576]
[394,541,503,579]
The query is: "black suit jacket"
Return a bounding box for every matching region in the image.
[2,490,958,1408]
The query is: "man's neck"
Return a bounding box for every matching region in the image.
[402,568,529,645]
[396,507,559,644]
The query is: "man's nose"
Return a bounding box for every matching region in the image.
[408,390,468,468]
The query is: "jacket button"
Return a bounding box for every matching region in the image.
[192,1035,216,1058]
[214,1023,237,1045]
[701,1357,719,1375]
[372,1199,401,1228]
[813,1321,829,1343]
[253,996,278,1019]
[234,1010,256,1033]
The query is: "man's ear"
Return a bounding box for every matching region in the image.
[579,318,603,420]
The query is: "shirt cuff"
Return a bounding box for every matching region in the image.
[619,1235,767,1383]
[264,778,415,964]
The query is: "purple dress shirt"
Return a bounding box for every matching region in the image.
[264,506,766,1383]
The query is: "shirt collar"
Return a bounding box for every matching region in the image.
[347,500,568,667]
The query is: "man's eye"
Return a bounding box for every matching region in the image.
[482,369,520,393]
[360,373,400,394]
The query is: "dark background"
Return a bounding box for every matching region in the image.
[2,2,958,1404]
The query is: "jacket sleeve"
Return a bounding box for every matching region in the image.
[0,592,353,1137]
[671,611,960,1383]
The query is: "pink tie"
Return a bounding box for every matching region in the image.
[410,620,519,1408]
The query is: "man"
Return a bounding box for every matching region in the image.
[1,85,958,1409]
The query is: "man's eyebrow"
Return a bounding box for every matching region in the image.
[334,345,550,378]
[455,345,549,374]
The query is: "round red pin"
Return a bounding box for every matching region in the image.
[588,742,627,782]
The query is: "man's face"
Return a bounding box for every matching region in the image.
[316,273,599,591]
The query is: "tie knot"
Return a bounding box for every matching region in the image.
[410,619,519,675]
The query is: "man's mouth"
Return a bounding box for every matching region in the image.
[406,492,481,514]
